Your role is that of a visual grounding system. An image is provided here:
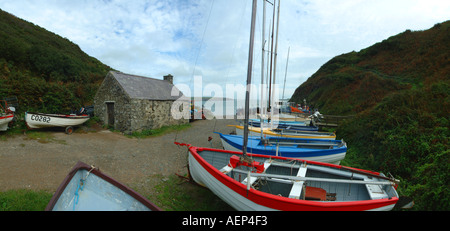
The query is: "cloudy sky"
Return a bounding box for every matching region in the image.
[0,0,449,100]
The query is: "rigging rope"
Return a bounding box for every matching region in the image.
[72,166,95,211]
[174,0,215,145]
[189,0,215,84]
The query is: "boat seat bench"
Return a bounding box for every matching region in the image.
[288,165,337,201]
[220,165,233,174]
[365,182,389,200]
[288,164,308,199]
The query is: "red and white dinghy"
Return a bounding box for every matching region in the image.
[176,143,400,211]
[0,113,14,131]
[0,100,14,131]
[25,112,89,134]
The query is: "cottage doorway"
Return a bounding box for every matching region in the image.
[106,102,115,127]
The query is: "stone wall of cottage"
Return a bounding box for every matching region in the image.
[94,72,188,134]
[129,99,188,133]
[94,73,131,132]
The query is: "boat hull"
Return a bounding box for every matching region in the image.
[25,112,89,129]
[232,125,336,140]
[46,161,161,211]
[218,133,346,165]
[189,153,276,211]
[185,145,399,211]
[247,120,318,131]
[0,114,14,131]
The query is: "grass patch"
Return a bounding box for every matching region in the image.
[72,116,103,134]
[127,123,191,138]
[145,174,233,211]
[83,116,101,127]
[0,120,27,141]
[23,130,66,144]
[0,189,52,211]
[0,175,234,211]
[0,119,67,144]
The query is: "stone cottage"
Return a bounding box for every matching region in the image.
[94,71,188,134]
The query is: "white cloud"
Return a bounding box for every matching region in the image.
[0,0,449,99]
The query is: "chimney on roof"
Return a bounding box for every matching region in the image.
[164,74,173,84]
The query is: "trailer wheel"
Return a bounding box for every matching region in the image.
[65,126,74,135]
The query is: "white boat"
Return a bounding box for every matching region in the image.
[0,113,14,131]
[25,112,89,134]
[176,143,400,211]
[230,125,336,140]
[46,161,161,211]
[216,132,346,164]
[0,100,14,131]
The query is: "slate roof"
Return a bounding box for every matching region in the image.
[110,71,184,101]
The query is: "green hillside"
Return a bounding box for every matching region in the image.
[0,9,112,113]
[291,21,449,210]
[291,21,449,115]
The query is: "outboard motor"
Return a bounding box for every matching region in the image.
[309,110,322,127]
[77,107,86,115]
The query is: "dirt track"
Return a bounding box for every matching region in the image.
[0,119,237,195]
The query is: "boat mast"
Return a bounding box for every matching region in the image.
[267,0,276,114]
[270,0,280,124]
[242,0,258,156]
[282,46,290,100]
[265,20,271,117]
[260,0,266,140]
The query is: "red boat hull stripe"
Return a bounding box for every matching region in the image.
[189,146,398,211]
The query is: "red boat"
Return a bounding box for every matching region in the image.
[178,143,400,211]
[0,100,14,131]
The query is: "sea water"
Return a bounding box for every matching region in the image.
[193,98,260,119]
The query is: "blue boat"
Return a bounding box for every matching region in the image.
[216,132,347,164]
[46,161,161,211]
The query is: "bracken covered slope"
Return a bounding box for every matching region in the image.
[291,20,449,115]
[292,21,449,210]
[0,9,112,113]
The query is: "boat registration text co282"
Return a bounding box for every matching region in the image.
[30,114,52,123]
